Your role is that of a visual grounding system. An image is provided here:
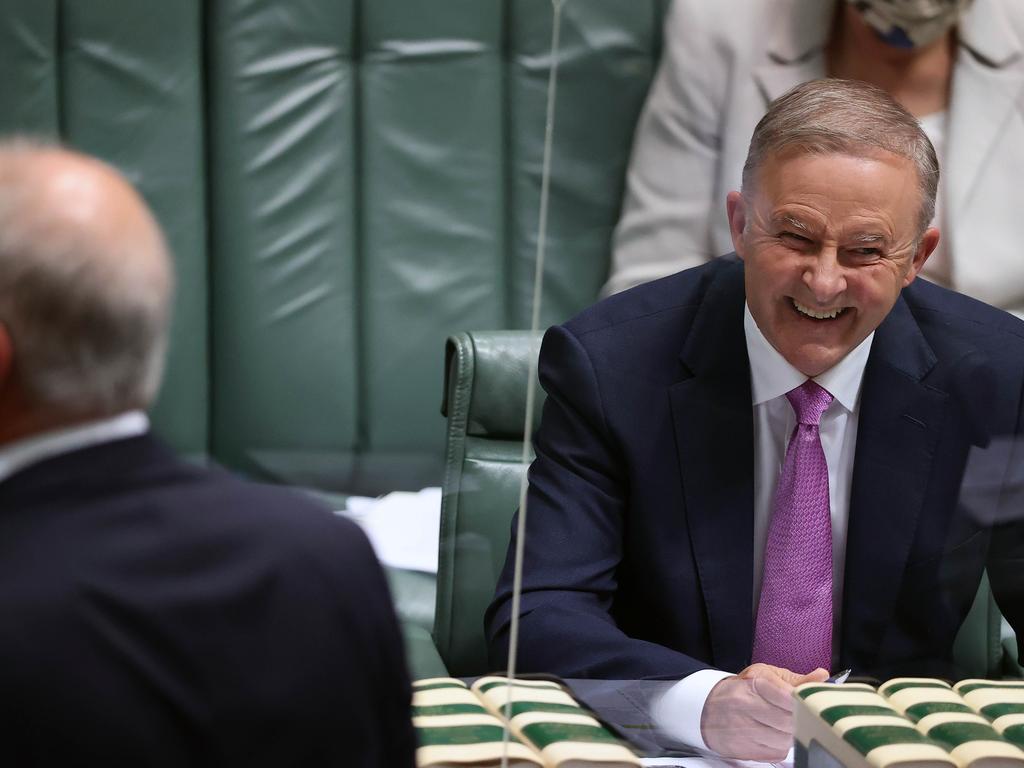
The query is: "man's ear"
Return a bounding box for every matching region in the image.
[903,226,940,286]
[726,191,748,259]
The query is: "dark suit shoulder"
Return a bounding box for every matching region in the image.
[0,434,412,766]
[904,278,1024,352]
[565,257,736,338]
[898,280,1024,442]
[552,258,742,385]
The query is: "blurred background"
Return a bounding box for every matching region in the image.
[0,0,669,497]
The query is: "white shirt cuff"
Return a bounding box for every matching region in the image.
[651,669,734,750]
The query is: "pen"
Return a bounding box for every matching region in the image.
[827,668,852,684]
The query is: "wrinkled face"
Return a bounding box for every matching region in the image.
[728,149,937,377]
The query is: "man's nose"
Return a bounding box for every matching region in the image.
[803,250,846,303]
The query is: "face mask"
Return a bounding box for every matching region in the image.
[846,0,974,48]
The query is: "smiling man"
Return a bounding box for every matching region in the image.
[486,79,1024,761]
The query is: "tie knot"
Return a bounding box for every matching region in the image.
[786,379,833,426]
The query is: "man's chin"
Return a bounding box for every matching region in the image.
[780,346,847,378]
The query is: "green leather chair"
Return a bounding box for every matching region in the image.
[436,331,544,676]
[436,330,1020,679]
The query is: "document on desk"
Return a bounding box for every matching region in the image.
[340,487,441,573]
[641,757,791,768]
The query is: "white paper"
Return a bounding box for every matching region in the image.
[642,756,791,768]
[343,487,442,573]
[342,495,377,519]
[642,746,793,768]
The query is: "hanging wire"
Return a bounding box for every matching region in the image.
[501,0,565,765]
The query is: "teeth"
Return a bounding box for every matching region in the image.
[793,299,845,320]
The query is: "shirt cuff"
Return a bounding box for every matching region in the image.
[651,669,734,750]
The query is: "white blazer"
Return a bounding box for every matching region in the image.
[606,0,1024,317]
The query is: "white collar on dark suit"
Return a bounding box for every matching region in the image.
[744,301,872,650]
[745,303,871,411]
[653,303,874,750]
[0,410,149,485]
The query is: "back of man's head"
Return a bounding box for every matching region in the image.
[0,140,173,430]
[741,78,939,236]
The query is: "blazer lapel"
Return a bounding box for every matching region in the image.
[840,297,948,669]
[752,0,833,104]
[946,24,1024,215]
[670,261,755,672]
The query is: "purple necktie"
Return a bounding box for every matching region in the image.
[752,379,834,674]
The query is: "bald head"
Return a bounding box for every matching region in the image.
[0,140,173,427]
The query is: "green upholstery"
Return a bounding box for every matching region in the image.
[437,331,1019,679]
[435,331,542,675]
[402,622,449,680]
[0,0,209,456]
[0,0,665,495]
[953,572,1023,678]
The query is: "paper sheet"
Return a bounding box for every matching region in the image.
[641,757,791,768]
[339,487,442,573]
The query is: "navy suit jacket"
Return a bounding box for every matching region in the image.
[486,257,1024,681]
[0,433,414,767]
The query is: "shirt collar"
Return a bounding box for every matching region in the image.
[744,303,874,412]
[0,410,149,484]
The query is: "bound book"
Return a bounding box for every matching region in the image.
[794,677,1024,768]
[412,675,641,768]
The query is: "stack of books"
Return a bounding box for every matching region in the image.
[412,676,640,768]
[794,677,1024,768]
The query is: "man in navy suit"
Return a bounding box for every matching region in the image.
[486,79,1024,759]
[0,141,414,765]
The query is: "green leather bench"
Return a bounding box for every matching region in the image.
[435,330,1022,679]
[0,0,667,496]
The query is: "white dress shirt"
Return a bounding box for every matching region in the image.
[0,411,149,485]
[653,304,873,750]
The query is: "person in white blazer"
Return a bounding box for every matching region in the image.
[605,0,1024,317]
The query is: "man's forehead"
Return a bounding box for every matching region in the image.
[753,151,918,219]
[769,208,895,238]
[757,145,920,189]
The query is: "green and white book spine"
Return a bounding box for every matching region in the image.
[955,680,1024,750]
[412,677,541,768]
[795,681,956,768]
[412,676,639,768]
[794,677,1024,768]
[880,678,1024,767]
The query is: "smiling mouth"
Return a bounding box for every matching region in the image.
[791,298,848,320]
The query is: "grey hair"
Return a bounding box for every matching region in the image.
[0,138,173,416]
[741,78,939,234]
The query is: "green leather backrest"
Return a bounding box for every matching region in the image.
[0,0,666,494]
[436,332,1016,678]
[436,331,543,675]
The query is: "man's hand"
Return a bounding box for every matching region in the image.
[700,663,829,761]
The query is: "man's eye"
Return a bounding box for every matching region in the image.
[780,231,810,244]
[851,247,881,258]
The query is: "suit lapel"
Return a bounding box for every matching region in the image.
[752,0,833,104]
[946,43,1024,215]
[840,297,948,668]
[670,261,755,672]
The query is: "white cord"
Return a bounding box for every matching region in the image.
[501,1,565,765]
